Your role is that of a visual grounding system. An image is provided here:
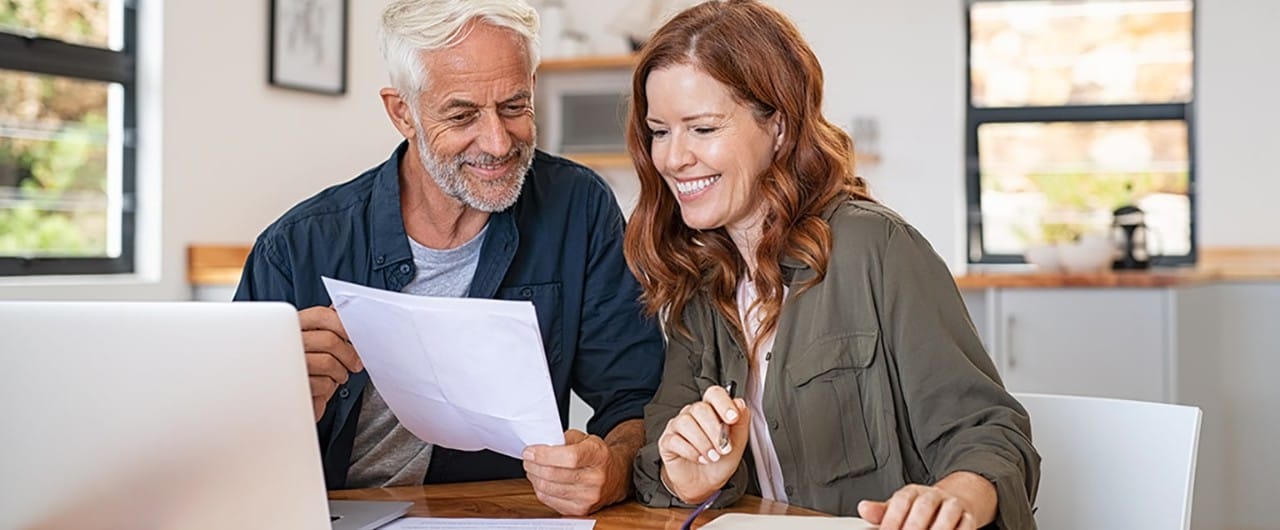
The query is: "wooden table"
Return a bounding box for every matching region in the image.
[330,478,827,529]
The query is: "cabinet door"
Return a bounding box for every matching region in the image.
[998,288,1168,402]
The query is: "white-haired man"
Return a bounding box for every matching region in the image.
[235,0,663,516]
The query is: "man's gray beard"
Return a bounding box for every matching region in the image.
[416,132,535,213]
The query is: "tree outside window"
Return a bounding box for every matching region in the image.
[0,0,136,275]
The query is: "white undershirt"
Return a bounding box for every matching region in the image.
[737,279,789,503]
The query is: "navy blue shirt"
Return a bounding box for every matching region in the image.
[234,143,664,488]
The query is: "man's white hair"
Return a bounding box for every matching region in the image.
[379,0,540,103]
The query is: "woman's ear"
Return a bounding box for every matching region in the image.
[773,115,786,153]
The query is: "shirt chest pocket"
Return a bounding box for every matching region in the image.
[785,331,879,485]
[496,282,563,365]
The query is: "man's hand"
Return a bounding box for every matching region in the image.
[521,420,643,516]
[299,306,363,421]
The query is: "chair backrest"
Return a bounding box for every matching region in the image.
[1015,393,1202,530]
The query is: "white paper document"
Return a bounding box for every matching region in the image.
[322,277,565,459]
[700,514,877,529]
[379,518,594,530]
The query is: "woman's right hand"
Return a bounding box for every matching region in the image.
[658,385,751,504]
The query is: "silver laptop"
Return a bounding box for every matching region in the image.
[0,301,410,530]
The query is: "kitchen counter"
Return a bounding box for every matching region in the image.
[955,247,1280,289]
[189,245,1280,289]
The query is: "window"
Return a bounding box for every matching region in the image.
[0,0,136,275]
[965,0,1195,265]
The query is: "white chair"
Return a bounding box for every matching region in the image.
[1015,393,1202,530]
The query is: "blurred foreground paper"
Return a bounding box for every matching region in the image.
[701,514,877,529]
[322,277,564,458]
[381,518,595,529]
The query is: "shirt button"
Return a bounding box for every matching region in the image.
[764,351,773,361]
[520,287,533,298]
[770,419,780,431]
[399,263,411,274]
[338,387,350,399]
[375,255,385,265]
[785,485,795,496]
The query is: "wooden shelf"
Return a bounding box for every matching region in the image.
[562,152,634,169]
[855,153,882,166]
[188,244,251,286]
[538,54,638,72]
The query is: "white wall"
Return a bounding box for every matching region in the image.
[780,0,969,265]
[166,1,400,244]
[1195,0,1280,248]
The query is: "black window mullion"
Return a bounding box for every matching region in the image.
[123,1,139,152]
[970,103,1189,124]
[0,33,133,84]
[118,1,139,272]
[0,256,134,276]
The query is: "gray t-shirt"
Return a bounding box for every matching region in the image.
[345,224,488,488]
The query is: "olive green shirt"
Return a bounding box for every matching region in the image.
[633,200,1039,529]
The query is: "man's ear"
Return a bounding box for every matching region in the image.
[530,73,538,117]
[380,87,417,140]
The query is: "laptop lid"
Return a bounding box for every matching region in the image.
[0,301,332,529]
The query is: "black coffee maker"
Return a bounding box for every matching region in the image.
[1111,205,1151,269]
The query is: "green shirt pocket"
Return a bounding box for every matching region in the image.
[786,331,879,485]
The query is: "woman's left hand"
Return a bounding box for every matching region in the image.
[856,471,997,530]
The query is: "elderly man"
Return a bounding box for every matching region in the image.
[234,0,663,516]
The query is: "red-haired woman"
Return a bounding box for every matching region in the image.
[623,2,1039,529]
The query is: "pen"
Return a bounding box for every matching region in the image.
[718,380,737,452]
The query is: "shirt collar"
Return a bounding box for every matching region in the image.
[369,141,413,271]
[368,141,522,294]
[779,197,848,284]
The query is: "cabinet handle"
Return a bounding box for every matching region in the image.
[1004,314,1017,370]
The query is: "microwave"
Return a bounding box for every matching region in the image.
[535,69,631,155]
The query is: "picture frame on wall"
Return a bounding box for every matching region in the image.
[269,0,348,95]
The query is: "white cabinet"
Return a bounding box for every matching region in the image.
[975,288,1171,403]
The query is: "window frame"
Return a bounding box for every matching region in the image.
[0,1,138,276]
[964,0,1198,266]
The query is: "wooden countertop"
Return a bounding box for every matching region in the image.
[189,244,1280,289]
[329,478,826,529]
[955,247,1280,289]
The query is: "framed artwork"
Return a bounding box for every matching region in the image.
[269,0,348,95]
